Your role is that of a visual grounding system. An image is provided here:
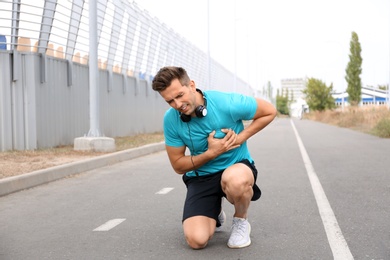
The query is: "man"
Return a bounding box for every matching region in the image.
[152,66,276,249]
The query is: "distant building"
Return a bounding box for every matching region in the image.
[283,78,389,117]
[333,87,388,107]
[281,78,309,119]
[281,78,307,102]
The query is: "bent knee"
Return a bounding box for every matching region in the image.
[185,233,210,249]
[222,177,253,195]
[222,165,254,191]
[183,216,215,249]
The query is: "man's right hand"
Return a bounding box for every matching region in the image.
[207,129,240,157]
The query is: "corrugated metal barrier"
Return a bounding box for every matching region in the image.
[0,0,253,151]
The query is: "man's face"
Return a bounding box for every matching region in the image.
[160,78,196,115]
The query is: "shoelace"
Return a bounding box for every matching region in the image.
[231,219,247,237]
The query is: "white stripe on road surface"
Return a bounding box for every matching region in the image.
[290,120,354,260]
[155,187,174,195]
[93,218,126,231]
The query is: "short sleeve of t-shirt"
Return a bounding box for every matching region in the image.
[163,109,185,147]
[228,93,257,122]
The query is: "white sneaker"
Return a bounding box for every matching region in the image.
[215,210,226,232]
[227,217,251,248]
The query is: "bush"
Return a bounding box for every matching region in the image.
[372,118,390,138]
[276,95,289,115]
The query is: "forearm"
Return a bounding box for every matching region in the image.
[171,149,218,175]
[238,115,275,143]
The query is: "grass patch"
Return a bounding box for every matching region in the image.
[371,118,390,138]
[0,132,165,179]
[115,132,165,150]
[1,132,165,158]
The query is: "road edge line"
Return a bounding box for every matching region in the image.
[290,119,354,260]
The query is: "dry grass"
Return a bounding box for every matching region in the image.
[0,132,164,179]
[304,106,390,135]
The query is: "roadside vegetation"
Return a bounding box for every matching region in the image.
[304,106,390,138]
[0,132,165,179]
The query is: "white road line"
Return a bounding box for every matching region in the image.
[290,120,354,260]
[93,218,126,232]
[155,187,174,195]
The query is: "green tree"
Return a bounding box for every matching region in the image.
[303,78,335,111]
[378,84,388,91]
[345,31,363,106]
[276,88,289,115]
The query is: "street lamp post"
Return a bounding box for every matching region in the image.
[88,0,100,137]
[207,0,211,89]
[73,0,115,152]
[233,0,237,92]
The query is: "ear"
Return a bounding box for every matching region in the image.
[188,80,196,91]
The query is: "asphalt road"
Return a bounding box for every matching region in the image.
[0,118,389,260]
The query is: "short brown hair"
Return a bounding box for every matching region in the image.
[152,66,190,92]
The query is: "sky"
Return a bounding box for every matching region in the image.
[135,0,390,93]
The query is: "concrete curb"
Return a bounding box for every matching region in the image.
[0,142,165,197]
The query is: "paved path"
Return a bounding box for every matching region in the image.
[0,118,389,259]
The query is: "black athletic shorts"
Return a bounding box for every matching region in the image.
[181,159,261,224]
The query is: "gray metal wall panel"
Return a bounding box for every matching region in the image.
[0,52,13,151]
[0,52,166,151]
[21,54,38,150]
[0,51,215,151]
[22,54,164,151]
[36,57,89,148]
[72,63,90,139]
[11,56,26,150]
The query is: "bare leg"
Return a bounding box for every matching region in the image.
[221,163,254,218]
[182,216,217,249]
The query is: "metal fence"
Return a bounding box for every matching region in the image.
[0,0,253,151]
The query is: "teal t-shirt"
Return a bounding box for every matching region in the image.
[163,90,257,177]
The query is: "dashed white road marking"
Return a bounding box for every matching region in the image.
[155,187,174,195]
[93,218,126,231]
[290,120,354,260]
